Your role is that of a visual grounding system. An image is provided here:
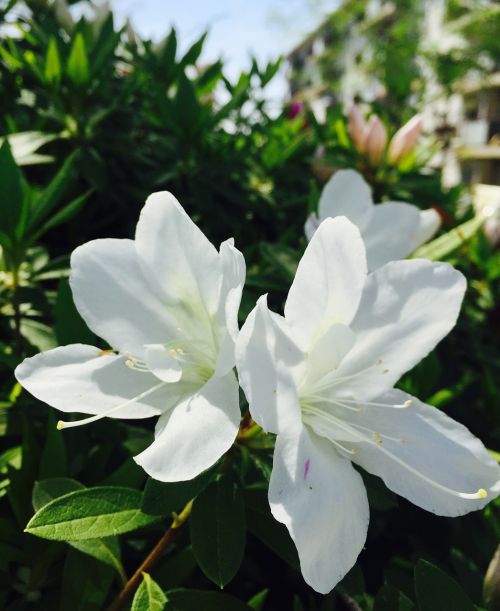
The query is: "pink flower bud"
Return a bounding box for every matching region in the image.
[388,114,423,164]
[364,115,388,165]
[348,105,368,152]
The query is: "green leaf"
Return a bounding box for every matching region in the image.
[142,465,217,516]
[0,140,27,237]
[32,478,125,579]
[54,278,94,345]
[60,547,114,611]
[411,216,483,261]
[414,559,476,611]
[38,411,68,479]
[30,190,90,241]
[244,487,299,570]
[247,589,269,610]
[66,32,90,86]
[132,573,168,611]
[374,583,415,611]
[32,477,84,513]
[165,588,252,610]
[180,32,206,66]
[44,36,61,86]
[28,150,78,229]
[190,476,246,588]
[71,538,125,583]
[25,486,161,541]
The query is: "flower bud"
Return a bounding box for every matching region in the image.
[388,114,423,164]
[348,105,368,152]
[364,115,388,165]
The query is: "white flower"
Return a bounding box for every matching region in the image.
[237,216,500,594]
[15,193,245,482]
[305,169,441,270]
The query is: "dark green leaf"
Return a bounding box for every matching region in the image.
[0,140,27,238]
[25,486,161,541]
[414,559,476,611]
[142,465,217,516]
[190,476,246,587]
[132,572,168,611]
[38,411,68,479]
[32,477,84,512]
[244,487,299,570]
[374,583,415,611]
[54,278,94,345]
[165,588,252,611]
[28,151,79,229]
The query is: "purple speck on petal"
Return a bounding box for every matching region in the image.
[303,458,311,480]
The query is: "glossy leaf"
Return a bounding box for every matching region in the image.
[414,559,476,611]
[190,476,246,588]
[142,465,217,516]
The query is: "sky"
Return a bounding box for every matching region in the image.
[108,0,336,102]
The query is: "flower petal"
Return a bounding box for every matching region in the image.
[14,344,167,418]
[134,372,240,482]
[346,389,500,516]
[318,169,373,232]
[409,208,442,252]
[334,259,466,401]
[135,192,221,316]
[301,323,356,392]
[304,213,320,241]
[363,202,421,270]
[269,427,369,594]
[214,238,246,376]
[70,239,177,358]
[144,344,182,383]
[236,296,303,434]
[285,217,367,350]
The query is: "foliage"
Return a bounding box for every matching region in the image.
[0,1,499,610]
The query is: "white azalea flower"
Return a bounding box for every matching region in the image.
[237,216,500,594]
[305,169,441,270]
[15,192,245,482]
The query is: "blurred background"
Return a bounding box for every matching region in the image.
[0,1,499,609]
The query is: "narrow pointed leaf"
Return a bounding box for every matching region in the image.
[414,559,475,611]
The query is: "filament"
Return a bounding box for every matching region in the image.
[57,381,166,430]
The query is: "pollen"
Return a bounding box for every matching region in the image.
[403,399,413,407]
[373,431,383,445]
[478,488,488,499]
[56,420,65,430]
[98,349,112,356]
[383,368,389,374]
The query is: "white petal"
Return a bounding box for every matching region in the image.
[269,427,369,594]
[236,296,303,435]
[134,372,240,482]
[409,208,442,252]
[304,214,320,241]
[285,217,367,350]
[334,259,466,401]
[318,169,373,232]
[363,202,421,270]
[135,192,221,316]
[214,238,246,376]
[144,344,182,383]
[15,344,167,419]
[346,389,500,516]
[301,323,356,392]
[70,239,176,358]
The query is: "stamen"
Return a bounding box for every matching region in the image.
[57,381,166,430]
[305,394,362,412]
[301,405,489,501]
[312,359,388,394]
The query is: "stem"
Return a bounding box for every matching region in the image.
[12,268,22,357]
[106,500,193,611]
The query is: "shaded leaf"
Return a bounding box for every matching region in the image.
[132,572,168,611]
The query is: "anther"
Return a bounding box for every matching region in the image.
[404,399,413,407]
[373,432,383,445]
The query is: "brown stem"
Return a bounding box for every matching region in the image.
[106,501,192,611]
